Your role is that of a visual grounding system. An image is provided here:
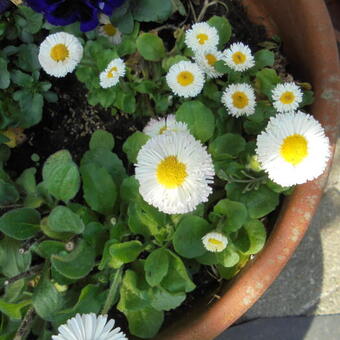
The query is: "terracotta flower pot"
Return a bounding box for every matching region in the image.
[154,1,340,339]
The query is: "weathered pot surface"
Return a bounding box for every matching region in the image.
[153,0,340,339]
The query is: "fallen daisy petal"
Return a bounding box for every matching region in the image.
[52,313,128,340]
[143,114,189,137]
[135,131,215,214]
[256,111,330,187]
[38,32,83,78]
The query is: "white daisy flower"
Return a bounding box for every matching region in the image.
[99,58,126,89]
[271,82,303,113]
[194,48,224,79]
[185,22,219,52]
[256,111,330,187]
[98,14,122,45]
[52,313,128,340]
[221,83,256,117]
[135,132,215,215]
[202,232,228,252]
[143,114,189,137]
[222,42,255,72]
[38,32,83,78]
[166,61,205,98]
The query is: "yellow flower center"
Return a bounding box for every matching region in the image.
[50,44,69,62]
[205,54,217,66]
[232,91,249,109]
[177,71,194,86]
[156,155,187,188]
[208,238,225,252]
[159,126,167,134]
[103,23,117,36]
[196,33,209,45]
[232,51,247,64]
[107,66,118,78]
[280,134,308,165]
[280,91,295,104]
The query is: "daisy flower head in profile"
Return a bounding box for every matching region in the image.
[98,14,122,45]
[194,48,224,79]
[135,131,215,215]
[166,61,205,98]
[202,231,228,252]
[256,111,330,187]
[143,114,189,138]
[38,32,83,77]
[271,82,303,113]
[221,83,256,117]
[184,22,219,52]
[99,57,126,88]
[52,313,128,340]
[223,42,255,72]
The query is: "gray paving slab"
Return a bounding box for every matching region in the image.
[217,315,340,340]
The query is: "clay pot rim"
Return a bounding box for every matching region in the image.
[155,1,340,339]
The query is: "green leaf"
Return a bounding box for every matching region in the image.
[54,284,105,325]
[80,163,117,215]
[17,44,40,72]
[0,298,31,320]
[13,90,44,128]
[34,240,65,259]
[148,286,185,311]
[209,133,246,159]
[0,237,31,277]
[48,206,85,234]
[173,216,211,259]
[81,149,126,187]
[118,269,164,338]
[109,241,144,269]
[0,180,19,205]
[161,250,195,293]
[120,176,140,203]
[11,70,33,87]
[242,219,266,255]
[207,16,232,48]
[243,185,279,219]
[254,49,275,69]
[144,248,169,287]
[0,58,10,89]
[89,130,115,151]
[213,199,248,232]
[42,150,80,202]
[300,90,314,107]
[51,239,96,280]
[162,55,189,72]
[125,306,164,339]
[132,0,172,22]
[16,168,37,195]
[217,246,240,267]
[0,208,40,240]
[176,101,215,142]
[123,131,150,163]
[137,33,165,61]
[17,6,43,34]
[32,265,63,321]
[256,68,281,98]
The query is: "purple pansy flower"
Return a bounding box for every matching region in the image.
[25,0,125,32]
[0,0,12,14]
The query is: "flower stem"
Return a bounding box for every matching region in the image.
[101,267,123,315]
[3,264,43,288]
[13,307,35,340]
